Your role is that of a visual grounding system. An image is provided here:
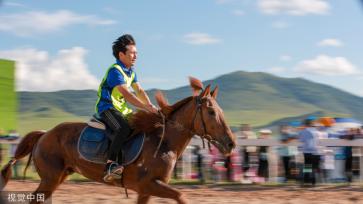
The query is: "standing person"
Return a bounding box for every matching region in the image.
[95,34,158,182]
[239,124,257,182]
[316,125,333,183]
[193,145,205,183]
[278,125,296,182]
[209,146,220,182]
[224,155,232,182]
[298,118,321,186]
[341,128,358,183]
[257,129,271,182]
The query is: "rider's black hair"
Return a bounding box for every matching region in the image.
[112,34,136,59]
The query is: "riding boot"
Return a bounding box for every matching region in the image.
[103,128,130,182]
[100,108,131,182]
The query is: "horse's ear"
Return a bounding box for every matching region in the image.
[200,84,211,97]
[189,76,203,96]
[155,91,172,115]
[211,85,219,99]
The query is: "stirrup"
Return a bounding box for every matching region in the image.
[112,165,124,175]
[103,163,124,182]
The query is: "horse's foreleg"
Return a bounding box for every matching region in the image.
[140,180,187,204]
[137,194,151,204]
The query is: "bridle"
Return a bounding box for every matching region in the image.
[190,96,212,149]
[153,95,213,157]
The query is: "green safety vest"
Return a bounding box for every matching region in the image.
[95,64,135,116]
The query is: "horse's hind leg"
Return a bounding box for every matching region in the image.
[30,170,68,204]
[30,155,69,204]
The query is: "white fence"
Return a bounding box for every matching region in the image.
[188,137,363,182]
[2,137,363,182]
[235,138,363,182]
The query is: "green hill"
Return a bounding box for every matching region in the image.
[18,90,95,135]
[150,71,363,127]
[20,89,97,116]
[18,71,363,133]
[200,71,363,126]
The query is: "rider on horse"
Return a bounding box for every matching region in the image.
[95,34,158,182]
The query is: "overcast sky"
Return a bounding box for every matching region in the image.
[0,0,362,96]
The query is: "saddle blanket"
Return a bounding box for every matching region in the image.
[78,126,145,165]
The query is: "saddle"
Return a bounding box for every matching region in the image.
[78,114,145,165]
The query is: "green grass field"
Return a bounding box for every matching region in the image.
[0,59,17,132]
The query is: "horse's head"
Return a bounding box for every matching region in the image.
[188,77,237,156]
[156,77,237,156]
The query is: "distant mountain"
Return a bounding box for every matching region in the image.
[18,71,363,133]
[20,90,96,116]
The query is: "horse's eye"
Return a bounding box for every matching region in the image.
[208,110,216,116]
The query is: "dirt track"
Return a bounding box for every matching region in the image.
[2,181,363,204]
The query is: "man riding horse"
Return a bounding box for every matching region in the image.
[1,34,237,204]
[95,34,158,182]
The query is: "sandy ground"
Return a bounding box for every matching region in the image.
[2,181,363,204]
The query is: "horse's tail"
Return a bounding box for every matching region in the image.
[0,130,46,190]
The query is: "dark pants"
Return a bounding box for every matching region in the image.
[196,154,204,183]
[258,147,269,179]
[303,153,320,185]
[344,146,353,182]
[282,156,291,179]
[345,156,353,182]
[224,156,233,181]
[242,149,250,172]
[100,108,132,162]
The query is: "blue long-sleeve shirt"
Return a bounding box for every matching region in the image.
[298,127,320,155]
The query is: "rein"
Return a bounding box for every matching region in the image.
[153,96,212,157]
[191,96,212,150]
[153,111,166,157]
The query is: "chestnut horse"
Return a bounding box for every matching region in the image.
[1,77,236,204]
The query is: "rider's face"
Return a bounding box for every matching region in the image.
[119,45,137,68]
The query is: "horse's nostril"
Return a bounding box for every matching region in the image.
[228,143,234,149]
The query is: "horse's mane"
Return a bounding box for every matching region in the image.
[129,95,194,134]
[129,77,203,134]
